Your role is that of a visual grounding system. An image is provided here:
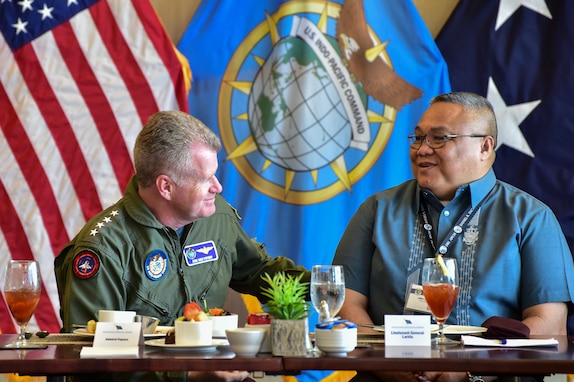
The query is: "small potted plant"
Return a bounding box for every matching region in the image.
[260,271,311,356]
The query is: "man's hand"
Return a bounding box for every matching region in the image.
[339,289,375,332]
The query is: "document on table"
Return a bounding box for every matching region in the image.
[461,335,558,348]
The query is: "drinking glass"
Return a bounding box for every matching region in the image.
[310,265,345,323]
[421,257,459,345]
[2,260,45,349]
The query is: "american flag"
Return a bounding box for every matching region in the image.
[436,0,574,252]
[0,0,189,333]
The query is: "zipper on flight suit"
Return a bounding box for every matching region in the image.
[197,253,223,306]
[178,225,223,308]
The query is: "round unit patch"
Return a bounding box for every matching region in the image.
[145,250,168,280]
[183,247,197,261]
[73,251,100,279]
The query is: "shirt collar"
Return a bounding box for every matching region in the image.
[467,168,496,208]
[416,168,496,208]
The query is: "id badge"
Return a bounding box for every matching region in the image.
[183,240,218,266]
[405,284,432,314]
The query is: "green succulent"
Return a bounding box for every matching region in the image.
[260,271,310,320]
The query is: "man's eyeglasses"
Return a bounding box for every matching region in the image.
[407,134,488,150]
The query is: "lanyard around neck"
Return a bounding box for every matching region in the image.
[418,191,487,256]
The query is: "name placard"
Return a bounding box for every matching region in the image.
[384,315,430,347]
[80,322,143,358]
[93,322,143,346]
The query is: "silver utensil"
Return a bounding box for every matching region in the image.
[356,324,384,332]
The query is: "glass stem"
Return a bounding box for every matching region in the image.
[17,324,27,343]
[438,323,444,339]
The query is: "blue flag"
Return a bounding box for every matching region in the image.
[436,0,574,251]
[178,0,449,266]
[177,3,449,357]
[178,1,449,379]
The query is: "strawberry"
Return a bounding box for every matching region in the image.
[183,301,204,321]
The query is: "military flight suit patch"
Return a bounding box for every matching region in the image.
[73,251,100,279]
[183,240,218,266]
[145,250,168,280]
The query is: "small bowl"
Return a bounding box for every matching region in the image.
[134,315,160,334]
[244,323,271,353]
[315,326,357,356]
[225,328,264,357]
[209,314,238,338]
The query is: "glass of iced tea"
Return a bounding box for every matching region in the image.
[2,260,44,349]
[421,256,459,345]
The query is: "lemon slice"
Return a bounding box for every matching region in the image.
[436,254,450,277]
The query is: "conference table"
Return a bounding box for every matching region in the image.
[1,333,574,381]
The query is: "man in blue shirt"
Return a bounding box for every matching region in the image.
[334,92,574,382]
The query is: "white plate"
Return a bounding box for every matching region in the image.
[73,325,173,339]
[432,325,487,335]
[144,338,229,351]
[364,325,486,335]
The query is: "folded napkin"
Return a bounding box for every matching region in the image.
[481,316,530,339]
[461,335,558,348]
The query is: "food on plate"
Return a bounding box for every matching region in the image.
[166,302,209,344]
[179,301,209,322]
[208,307,232,316]
[202,300,233,317]
[165,302,233,344]
[247,312,271,325]
[165,328,176,344]
[87,319,97,334]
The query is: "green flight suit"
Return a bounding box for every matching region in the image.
[55,176,309,332]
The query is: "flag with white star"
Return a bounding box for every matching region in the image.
[0,0,189,333]
[436,0,574,250]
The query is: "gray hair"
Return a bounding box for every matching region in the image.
[431,92,498,145]
[134,111,222,188]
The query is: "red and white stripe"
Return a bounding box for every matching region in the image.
[0,0,188,333]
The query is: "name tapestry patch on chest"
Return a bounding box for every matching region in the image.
[183,240,218,266]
